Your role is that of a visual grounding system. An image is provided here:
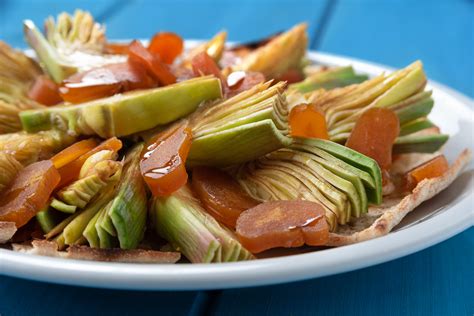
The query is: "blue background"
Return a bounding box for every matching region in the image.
[0,0,473,315]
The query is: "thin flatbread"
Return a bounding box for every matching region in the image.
[0,221,16,244]
[12,240,181,263]
[328,149,472,246]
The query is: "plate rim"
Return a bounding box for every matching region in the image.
[1,50,473,290]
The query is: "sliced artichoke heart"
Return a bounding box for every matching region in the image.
[151,186,254,263]
[319,61,444,152]
[0,130,75,165]
[20,76,223,137]
[0,152,23,193]
[233,23,308,79]
[188,82,291,167]
[233,138,383,229]
[24,10,124,83]
[290,66,368,93]
[54,150,122,210]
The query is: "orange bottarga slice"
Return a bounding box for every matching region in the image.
[236,200,329,253]
[60,62,155,103]
[51,138,99,169]
[140,122,192,196]
[289,104,329,140]
[191,166,259,228]
[129,40,176,86]
[406,155,449,190]
[56,137,122,188]
[105,42,131,55]
[276,68,304,83]
[191,51,227,90]
[28,75,63,106]
[346,107,400,170]
[0,160,60,228]
[148,32,184,64]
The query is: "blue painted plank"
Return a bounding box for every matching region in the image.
[104,0,329,43]
[211,228,474,316]
[317,0,474,97]
[0,275,198,316]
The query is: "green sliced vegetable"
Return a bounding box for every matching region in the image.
[394,134,449,154]
[308,139,382,205]
[50,199,77,214]
[55,150,122,209]
[291,66,368,93]
[36,206,64,233]
[20,76,222,137]
[23,11,121,83]
[188,82,291,166]
[107,144,148,249]
[151,186,254,263]
[399,118,435,136]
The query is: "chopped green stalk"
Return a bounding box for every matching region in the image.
[100,207,117,237]
[62,187,115,245]
[80,145,147,249]
[394,95,434,125]
[151,186,254,263]
[55,233,66,250]
[20,76,222,138]
[290,66,368,93]
[188,82,291,166]
[36,206,64,233]
[107,144,147,249]
[55,150,122,209]
[45,212,78,239]
[83,210,101,248]
[394,134,449,154]
[95,207,117,249]
[50,198,77,214]
[399,118,435,136]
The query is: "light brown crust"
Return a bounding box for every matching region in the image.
[0,221,16,244]
[12,240,181,263]
[327,149,472,246]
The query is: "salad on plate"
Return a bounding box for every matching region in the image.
[0,10,470,264]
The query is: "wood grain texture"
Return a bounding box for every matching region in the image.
[317,0,474,97]
[210,228,474,316]
[0,275,198,315]
[103,0,329,43]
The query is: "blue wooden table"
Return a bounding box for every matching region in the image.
[0,1,473,315]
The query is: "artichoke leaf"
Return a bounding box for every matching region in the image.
[151,186,254,263]
[0,130,75,165]
[188,82,291,166]
[0,152,23,193]
[233,23,308,79]
[55,150,122,209]
[24,10,125,83]
[20,76,222,137]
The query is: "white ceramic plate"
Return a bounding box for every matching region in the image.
[1,50,473,290]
